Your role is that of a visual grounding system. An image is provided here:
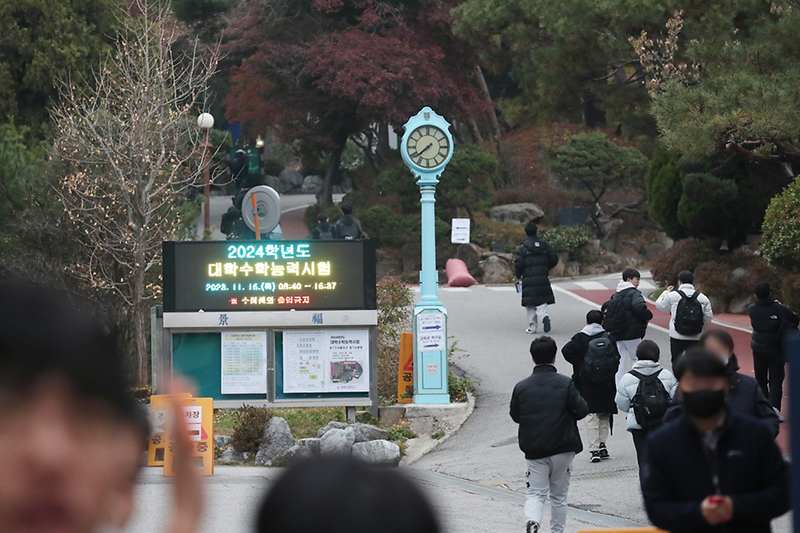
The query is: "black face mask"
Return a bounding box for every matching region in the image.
[683,389,726,418]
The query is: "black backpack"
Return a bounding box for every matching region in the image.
[602,292,629,336]
[629,369,671,431]
[674,290,705,336]
[581,333,620,384]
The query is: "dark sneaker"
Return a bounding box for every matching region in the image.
[590,451,601,463]
[543,316,551,333]
[526,521,539,533]
[599,443,609,459]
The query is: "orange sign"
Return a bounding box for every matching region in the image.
[398,332,414,403]
[147,393,192,467]
[164,397,215,477]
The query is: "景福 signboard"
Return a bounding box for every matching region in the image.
[162,241,377,312]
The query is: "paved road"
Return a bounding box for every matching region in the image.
[125,272,792,533]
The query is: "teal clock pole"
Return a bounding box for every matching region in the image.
[400,107,454,404]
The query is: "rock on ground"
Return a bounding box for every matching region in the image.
[489,203,544,224]
[218,448,245,464]
[480,255,515,284]
[319,427,355,456]
[317,421,349,439]
[352,440,401,466]
[456,243,484,272]
[255,417,295,466]
[301,175,323,194]
[352,423,391,443]
[297,438,322,456]
[214,435,232,448]
[279,444,314,465]
[279,169,304,188]
[644,242,666,261]
[264,175,283,192]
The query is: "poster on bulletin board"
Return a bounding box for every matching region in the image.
[221,332,267,394]
[283,329,370,393]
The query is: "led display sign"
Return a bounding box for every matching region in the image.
[163,241,376,312]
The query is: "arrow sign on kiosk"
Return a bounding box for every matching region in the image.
[418,312,445,352]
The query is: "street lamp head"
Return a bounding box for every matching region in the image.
[197,112,215,130]
[255,135,265,148]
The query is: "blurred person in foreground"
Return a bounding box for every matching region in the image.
[0,283,200,533]
[642,348,789,533]
[256,456,439,533]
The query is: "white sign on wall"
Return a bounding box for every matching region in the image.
[221,332,268,394]
[451,218,471,244]
[418,312,446,352]
[283,329,370,393]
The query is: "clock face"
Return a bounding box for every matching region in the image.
[406,125,450,169]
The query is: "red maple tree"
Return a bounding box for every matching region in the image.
[224,0,482,206]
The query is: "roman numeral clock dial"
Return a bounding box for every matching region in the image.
[406,126,450,169]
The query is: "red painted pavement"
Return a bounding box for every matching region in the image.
[571,289,789,452]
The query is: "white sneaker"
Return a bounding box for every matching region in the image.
[525,327,537,334]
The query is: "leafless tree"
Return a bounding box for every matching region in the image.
[53,0,220,386]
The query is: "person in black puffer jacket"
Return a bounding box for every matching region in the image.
[514,221,559,335]
[511,336,589,533]
[748,283,799,411]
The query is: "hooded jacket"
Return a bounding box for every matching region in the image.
[510,365,589,459]
[642,410,789,533]
[749,299,799,357]
[616,360,678,430]
[514,236,559,308]
[602,281,653,341]
[663,354,780,438]
[335,214,364,240]
[654,283,714,340]
[562,323,618,414]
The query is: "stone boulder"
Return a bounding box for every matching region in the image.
[550,252,569,278]
[218,448,245,464]
[353,423,391,443]
[729,295,754,314]
[320,427,356,456]
[644,242,666,261]
[297,438,322,456]
[480,255,515,284]
[489,203,544,225]
[214,435,232,449]
[352,440,401,466]
[280,444,313,465]
[456,243,484,272]
[317,421,349,439]
[255,417,295,466]
[279,169,304,188]
[264,175,284,193]
[565,262,581,278]
[575,239,602,264]
[301,175,323,194]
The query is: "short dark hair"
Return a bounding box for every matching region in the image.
[678,270,694,285]
[586,310,603,325]
[699,328,735,354]
[257,457,440,533]
[754,283,771,300]
[317,212,328,222]
[674,348,728,380]
[525,221,538,237]
[0,283,142,431]
[529,336,557,365]
[622,268,640,282]
[636,340,660,362]
[340,203,353,215]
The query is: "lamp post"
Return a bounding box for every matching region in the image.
[197,112,215,233]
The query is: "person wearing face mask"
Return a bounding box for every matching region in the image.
[641,349,790,533]
[663,328,779,438]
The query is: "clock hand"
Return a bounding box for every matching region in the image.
[418,143,433,155]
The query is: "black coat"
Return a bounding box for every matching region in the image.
[749,299,799,358]
[602,286,653,341]
[514,237,559,307]
[510,365,589,460]
[562,330,618,414]
[663,355,780,438]
[642,410,789,533]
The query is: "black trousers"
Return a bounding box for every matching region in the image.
[631,429,649,468]
[670,338,699,366]
[753,351,786,411]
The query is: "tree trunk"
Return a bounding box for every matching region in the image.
[376,123,391,171]
[132,269,149,387]
[317,134,347,208]
[475,64,511,186]
[468,119,484,144]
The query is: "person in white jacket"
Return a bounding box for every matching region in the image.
[654,270,713,365]
[616,340,678,468]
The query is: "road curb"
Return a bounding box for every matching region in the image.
[399,391,476,467]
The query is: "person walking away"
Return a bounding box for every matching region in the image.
[601,268,653,384]
[311,212,340,240]
[641,349,790,533]
[335,203,365,240]
[562,310,619,464]
[655,270,713,365]
[615,340,677,468]
[664,328,780,437]
[748,282,799,411]
[510,336,589,533]
[514,221,559,334]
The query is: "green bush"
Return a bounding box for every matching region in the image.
[448,372,475,403]
[646,147,685,240]
[376,275,414,402]
[437,144,498,217]
[262,158,284,176]
[361,206,449,248]
[762,175,800,273]
[231,406,272,455]
[540,225,594,253]
[303,204,344,232]
[650,238,717,285]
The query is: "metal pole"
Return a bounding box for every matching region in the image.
[418,184,440,305]
[203,128,211,232]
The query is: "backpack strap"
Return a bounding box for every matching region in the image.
[628,370,646,380]
[677,289,699,301]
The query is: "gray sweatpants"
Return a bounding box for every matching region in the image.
[525,452,574,532]
[526,304,548,331]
